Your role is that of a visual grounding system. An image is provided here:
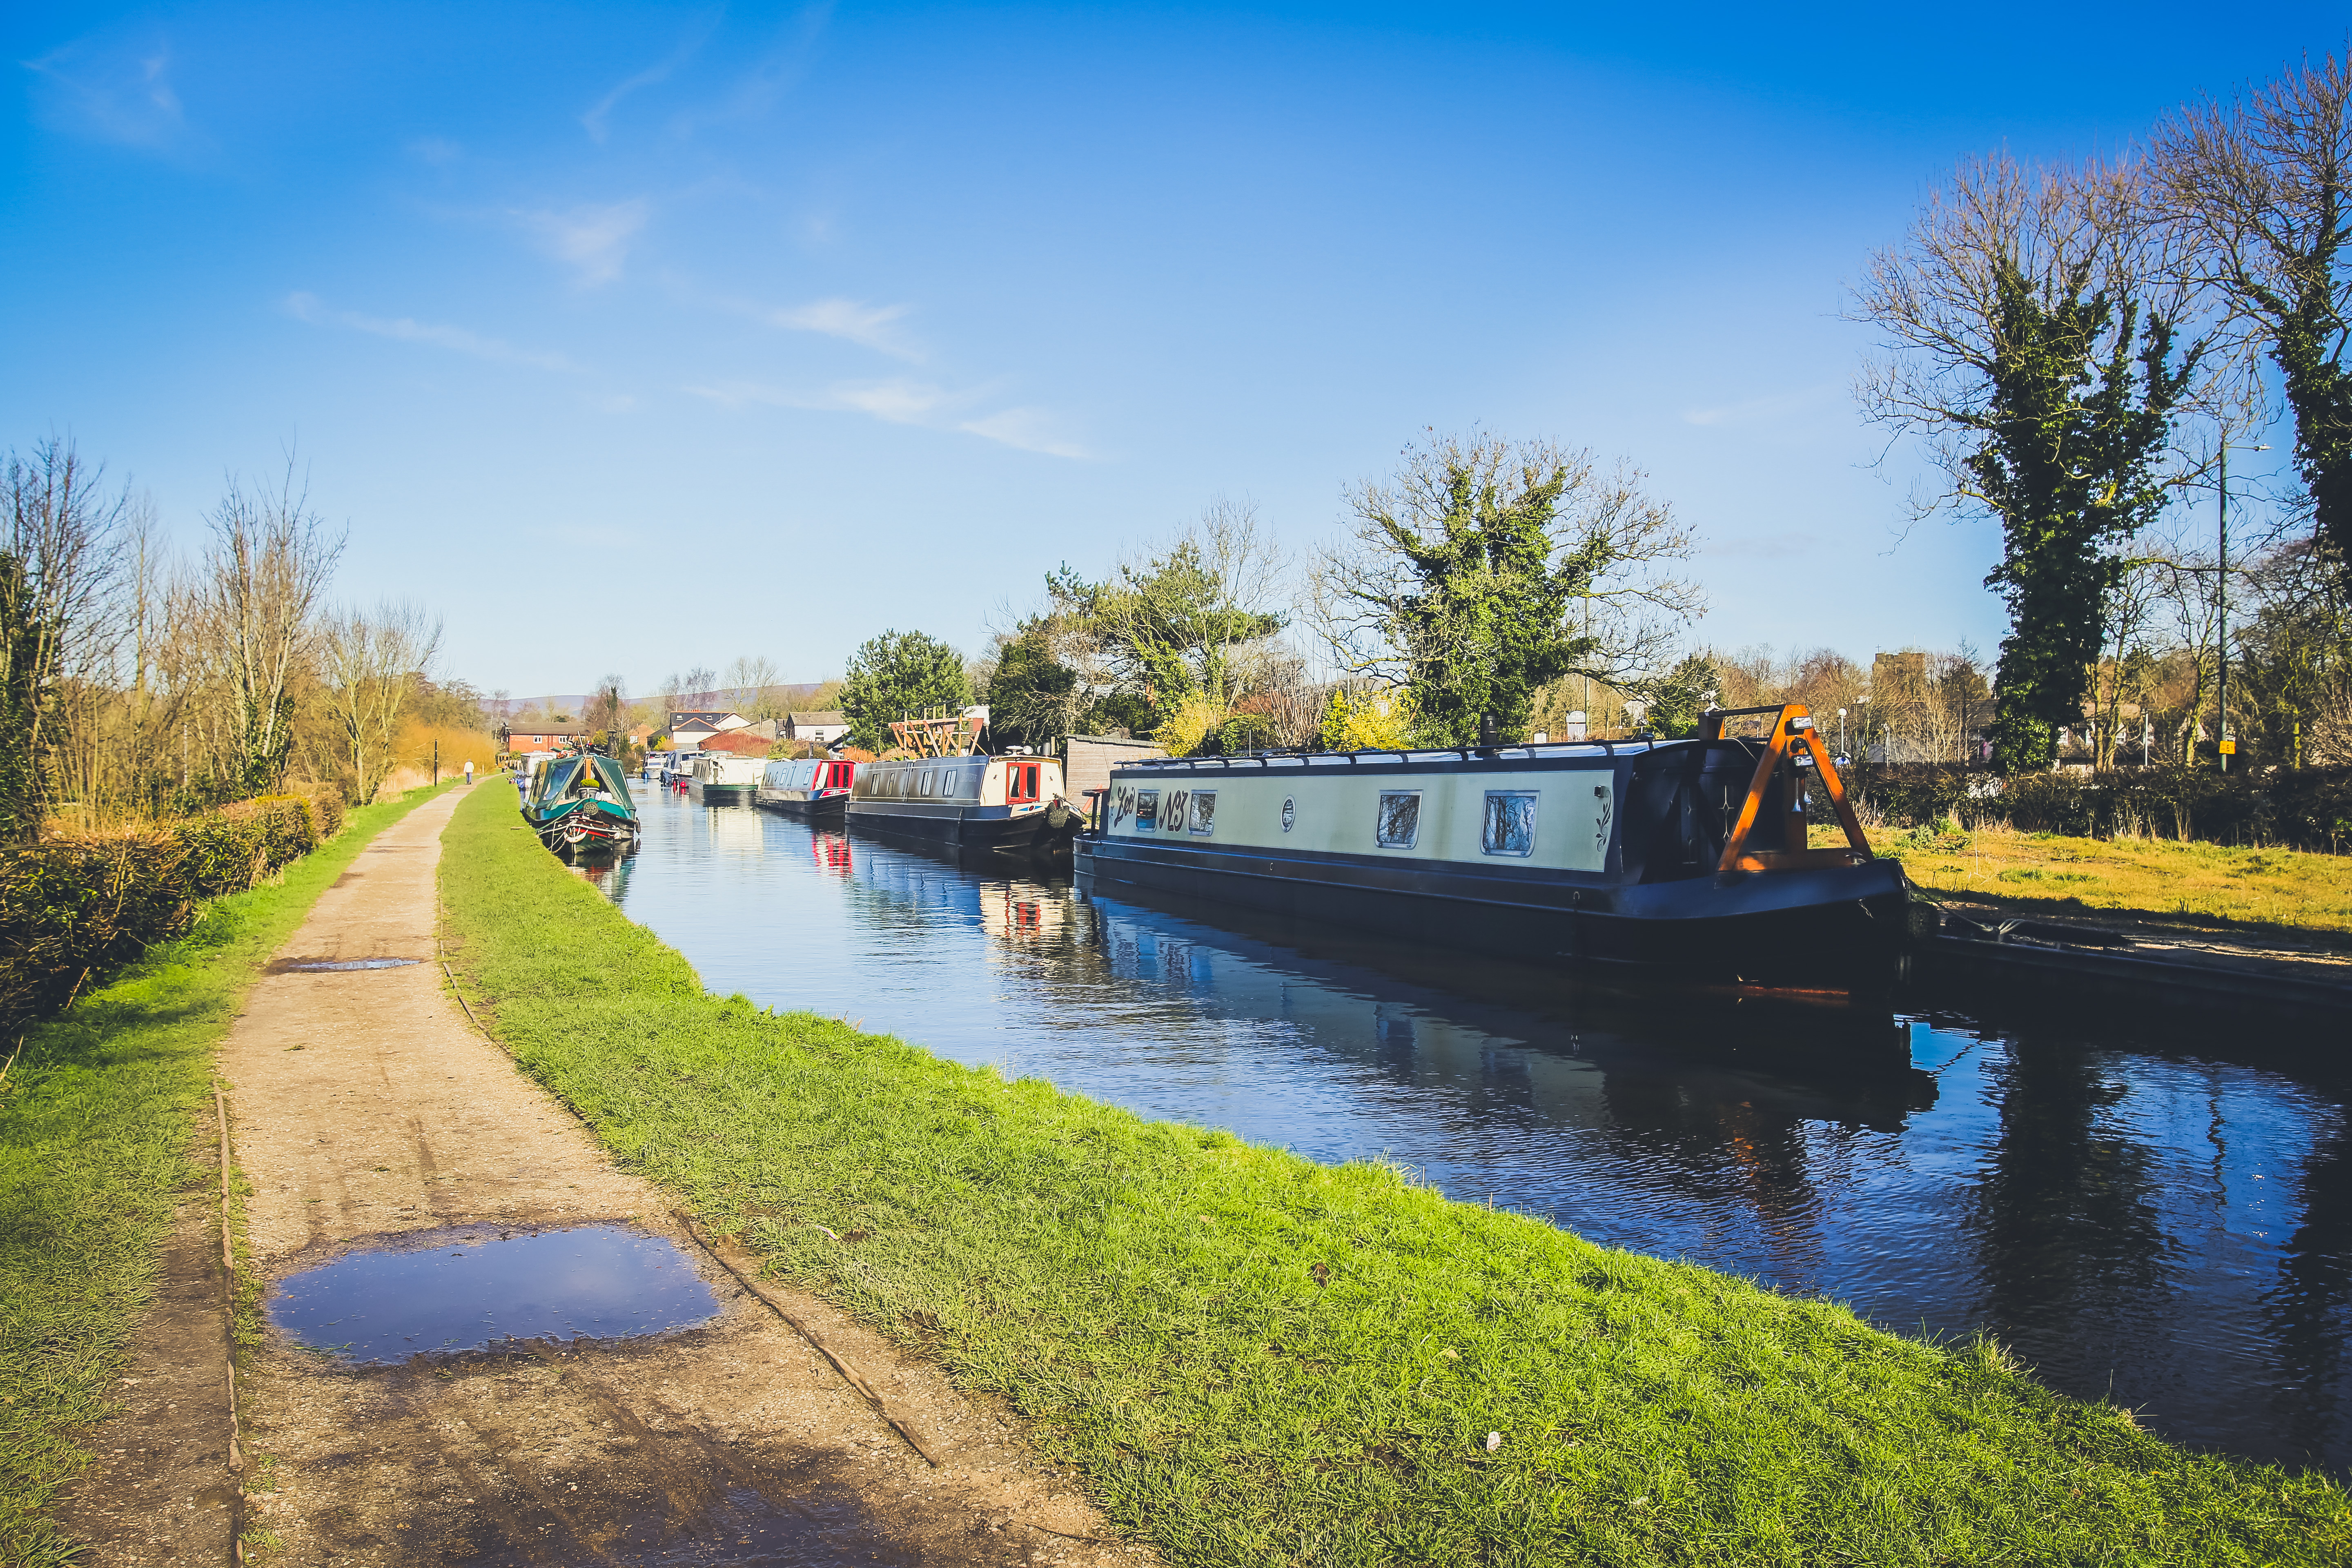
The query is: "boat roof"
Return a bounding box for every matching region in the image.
[1112,739,1693,775]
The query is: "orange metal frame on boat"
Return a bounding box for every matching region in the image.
[1699,702,1874,875]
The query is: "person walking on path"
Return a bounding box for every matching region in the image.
[463,758,474,786]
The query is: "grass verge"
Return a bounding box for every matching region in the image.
[1819,820,2352,940]
[441,784,2350,1565]
[0,783,451,1567]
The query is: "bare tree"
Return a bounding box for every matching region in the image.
[2152,52,2352,579]
[321,601,441,804]
[197,461,344,794]
[1,438,129,838]
[724,654,782,718]
[584,672,630,735]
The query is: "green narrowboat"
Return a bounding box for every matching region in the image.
[521,753,641,854]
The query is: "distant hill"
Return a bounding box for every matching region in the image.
[484,684,828,720]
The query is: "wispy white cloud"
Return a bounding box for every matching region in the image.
[581,16,720,143]
[284,292,579,372]
[955,408,1092,459]
[752,296,921,360]
[1682,383,1838,428]
[512,199,649,286]
[685,377,1090,457]
[669,4,832,138]
[24,36,201,156]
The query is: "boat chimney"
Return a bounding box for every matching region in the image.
[1478,713,1498,755]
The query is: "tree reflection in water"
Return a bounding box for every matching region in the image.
[594,790,2352,1476]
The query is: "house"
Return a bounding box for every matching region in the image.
[501,723,591,753]
[668,711,751,747]
[784,711,850,746]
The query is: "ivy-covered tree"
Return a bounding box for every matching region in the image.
[1855,152,2207,773]
[839,629,970,751]
[1307,433,1699,747]
[1973,266,2198,768]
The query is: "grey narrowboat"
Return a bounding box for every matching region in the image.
[1075,704,1911,989]
[756,756,863,821]
[847,751,1071,850]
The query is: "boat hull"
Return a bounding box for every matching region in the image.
[755,791,848,822]
[689,778,756,806]
[1075,834,1910,988]
[847,800,1060,851]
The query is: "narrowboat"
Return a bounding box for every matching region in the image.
[848,751,1074,850]
[1075,704,1913,989]
[756,755,863,820]
[520,753,640,854]
[846,710,1077,851]
[688,753,763,805]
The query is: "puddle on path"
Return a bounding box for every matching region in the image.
[268,956,422,973]
[268,1225,720,1363]
[449,1485,917,1567]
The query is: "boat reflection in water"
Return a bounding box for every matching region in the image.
[604,788,2352,1477]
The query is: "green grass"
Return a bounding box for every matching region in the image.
[0,784,451,1567]
[439,784,2351,1566]
[1831,822,2352,940]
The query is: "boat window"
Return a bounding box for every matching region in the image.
[1375,791,1421,849]
[1134,788,1160,830]
[1188,791,1217,836]
[1165,789,1188,829]
[1481,792,1538,857]
[918,769,935,797]
[1007,763,1041,805]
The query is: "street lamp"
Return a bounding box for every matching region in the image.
[2216,443,2272,774]
[1837,707,1848,759]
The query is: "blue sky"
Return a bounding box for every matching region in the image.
[3,3,2328,699]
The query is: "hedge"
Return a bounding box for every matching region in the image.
[0,791,345,1042]
[1836,764,2352,851]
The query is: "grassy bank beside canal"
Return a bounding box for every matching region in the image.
[1821,820,2352,939]
[439,785,2349,1567]
[0,784,451,1567]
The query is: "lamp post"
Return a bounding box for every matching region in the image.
[1838,707,1847,759]
[2216,442,2271,773]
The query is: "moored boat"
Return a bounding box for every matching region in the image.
[688,753,762,805]
[519,753,641,855]
[1075,703,1912,989]
[756,755,862,820]
[846,710,1076,851]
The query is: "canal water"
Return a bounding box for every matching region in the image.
[580,786,2351,1478]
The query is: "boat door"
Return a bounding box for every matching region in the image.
[1007,760,1042,807]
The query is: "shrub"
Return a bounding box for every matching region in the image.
[1837,762,2352,852]
[0,795,340,1042]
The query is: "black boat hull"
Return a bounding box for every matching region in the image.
[848,801,1061,852]
[688,779,756,806]
[1076,835,1910,988]
[756,792,848,822]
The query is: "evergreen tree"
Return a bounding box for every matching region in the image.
[839,630,971,751]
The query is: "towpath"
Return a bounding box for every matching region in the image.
[64,786,1142,1566]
